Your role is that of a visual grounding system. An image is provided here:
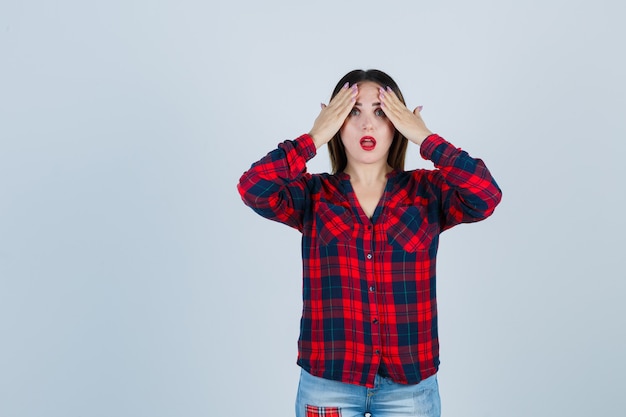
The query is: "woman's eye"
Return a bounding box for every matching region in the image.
[350,108,360,116]
[375,108,386,117]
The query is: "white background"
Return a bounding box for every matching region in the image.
[1,1,625,416]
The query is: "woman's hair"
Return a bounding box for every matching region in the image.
[327,69,409,174]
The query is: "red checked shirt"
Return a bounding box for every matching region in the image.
[237,133,502,388]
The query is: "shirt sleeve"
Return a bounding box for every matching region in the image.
[237,134,317,231]
[419,134,503,231]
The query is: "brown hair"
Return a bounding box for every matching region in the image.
[327,69,409,174]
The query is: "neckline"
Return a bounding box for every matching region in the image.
[342,173,396,224]
[337,168,400,181]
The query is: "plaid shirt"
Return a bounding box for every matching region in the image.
[237,133,502,388]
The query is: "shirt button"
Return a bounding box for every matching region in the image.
[366,253,372,259]
[373,319,379,324]
[364,413,373,417]
[369,286,375,292]
[375,349,380,355]
[367,225,372,230]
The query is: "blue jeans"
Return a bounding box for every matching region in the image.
[295,369,441,417]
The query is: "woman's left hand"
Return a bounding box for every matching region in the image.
[379,87,433,145]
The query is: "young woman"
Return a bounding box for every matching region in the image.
[237,69,502,417]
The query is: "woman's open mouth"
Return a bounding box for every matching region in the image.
[360,136,376,151]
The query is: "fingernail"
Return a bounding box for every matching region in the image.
[417,105,423,111]
[343,82,349,88]
[320,103,325,109]
[386,86,392,92]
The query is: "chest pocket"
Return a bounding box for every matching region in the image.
[386,205,436,252]
[316,202,353,246]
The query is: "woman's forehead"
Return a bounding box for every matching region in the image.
[356,82,382,102]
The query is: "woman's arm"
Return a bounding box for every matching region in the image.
[420,135,502,230]
[237,83,358,230]
[237,135,316,231]
[379,88,502,229]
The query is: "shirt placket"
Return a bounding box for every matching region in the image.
[343,176,393,386]
[363,220,381,383]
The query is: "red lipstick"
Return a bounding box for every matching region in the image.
[360,136,376,151]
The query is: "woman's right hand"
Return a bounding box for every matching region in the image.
[308,82,358,149]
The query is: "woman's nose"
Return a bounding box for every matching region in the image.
[362,114,374,130]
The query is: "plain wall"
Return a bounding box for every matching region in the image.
[1,1,625,416]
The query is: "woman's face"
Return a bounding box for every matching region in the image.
[339,81,395,168]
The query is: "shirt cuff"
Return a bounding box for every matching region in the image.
[297,133,318,161]
[419,134,446,161]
